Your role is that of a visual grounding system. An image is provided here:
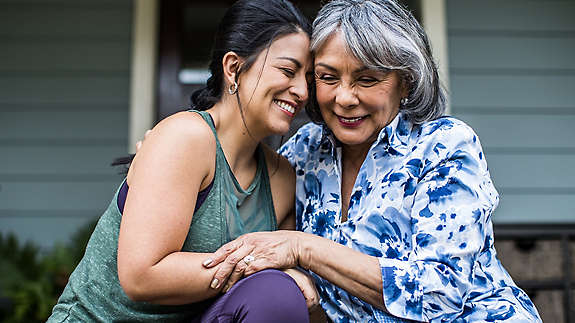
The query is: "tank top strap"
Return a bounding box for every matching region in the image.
[189,109,221,148]
[256,145,276,227]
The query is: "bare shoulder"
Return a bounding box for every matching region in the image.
[128,111,216,184]
[154,111,215,145]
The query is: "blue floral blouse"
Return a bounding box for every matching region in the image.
[279,114,541,322]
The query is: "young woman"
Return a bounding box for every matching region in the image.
[47,0,317,322]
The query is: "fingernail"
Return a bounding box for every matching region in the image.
[210,278,219,289]
[202,258,213,267]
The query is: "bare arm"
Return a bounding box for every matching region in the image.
[296,232,385,310]
[117,112,224,305]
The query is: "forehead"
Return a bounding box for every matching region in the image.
[268,32,312,64]
[314,32,362,68]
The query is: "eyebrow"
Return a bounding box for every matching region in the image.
[276,56,302,69]
[315,62,370,74]
[314,62,336,72]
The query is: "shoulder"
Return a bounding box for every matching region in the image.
[153,111,215,147]
[408,117,487,174]
[128,111,216,181]
[414,117,482,155]
[293,122,324,143]
[418,117,477,143]
[419,117,479,146]
[279,122,325,163]
[283,123,323,148]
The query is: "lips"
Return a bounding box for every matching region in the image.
[337,114,367,127]
[273,99,297,117]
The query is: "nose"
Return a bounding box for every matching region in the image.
[289,74,309,103]
[335,83,359,108]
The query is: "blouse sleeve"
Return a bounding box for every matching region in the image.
[379,124,499,322]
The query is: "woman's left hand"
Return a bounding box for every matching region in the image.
[203,230,302,290]
[282,268,320,310]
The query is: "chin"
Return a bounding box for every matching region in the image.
[273,126,291,136]
[332,129,373,147]
[267,122,291,136]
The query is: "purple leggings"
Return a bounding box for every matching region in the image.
[192,269,309,323]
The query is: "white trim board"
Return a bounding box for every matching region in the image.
[129,0,158,153]
[421,0,451,114]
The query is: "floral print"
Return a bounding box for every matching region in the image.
[279,113,541,322]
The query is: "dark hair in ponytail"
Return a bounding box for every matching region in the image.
[112,0,311,169]
[190,0,311,110]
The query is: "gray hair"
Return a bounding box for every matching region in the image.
[308,0,446,124]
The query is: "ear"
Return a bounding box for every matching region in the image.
[222,51,242,87]
[399,73,410,99]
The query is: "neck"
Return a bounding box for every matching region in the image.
[341,141,372,170]
[208,99,264,172]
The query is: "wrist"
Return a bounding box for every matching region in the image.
[295,231,314,271]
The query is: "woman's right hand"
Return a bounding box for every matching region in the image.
[283,268,319,310]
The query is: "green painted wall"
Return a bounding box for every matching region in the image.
[0,0,133,250]
[447,0,575,223]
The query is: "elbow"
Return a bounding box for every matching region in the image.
[118,268,155,302]
[120,282,148,302]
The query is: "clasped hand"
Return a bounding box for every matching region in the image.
[202,230,319,308]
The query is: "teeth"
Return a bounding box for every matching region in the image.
[341,116,363,123]
[274,100,295,114]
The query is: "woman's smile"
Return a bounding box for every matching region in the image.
[336,114,368,127]
[273,99,297,117]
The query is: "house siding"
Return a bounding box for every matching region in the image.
[0,0,133,250]
[446,0,575,224]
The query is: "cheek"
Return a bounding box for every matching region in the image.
[363,87,400,112]
[315,84,333,109]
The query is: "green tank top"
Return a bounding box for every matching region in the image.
[47,110,277,322]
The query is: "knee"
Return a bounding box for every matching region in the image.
[229,269,309,322]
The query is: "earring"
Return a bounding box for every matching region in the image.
[400,97,408,107]
[228,81,238,95]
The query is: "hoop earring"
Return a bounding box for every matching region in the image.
[400,97,408,107]
[228,81,238,95]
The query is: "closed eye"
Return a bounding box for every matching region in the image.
[280,68,295,77]
[316,73,338,85]
[357,77,379,87]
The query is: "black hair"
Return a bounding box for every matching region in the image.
[191,0,312,111]
[112,0,311,170]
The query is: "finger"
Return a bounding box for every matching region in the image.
[309,295,319,309]
[304,290,319,309]
[203,240,243,268]
[135,140,142,151]
[210,244,253,289]
[243,258,272,276]
[222,259,248,293]
[144,129,152,139]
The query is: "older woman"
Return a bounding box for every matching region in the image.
[203,0,542,322]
